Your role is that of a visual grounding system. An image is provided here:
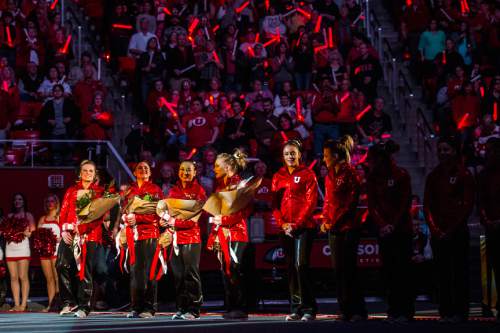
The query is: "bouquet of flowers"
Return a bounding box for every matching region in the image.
[76,188,120,225]
[125,193,159,215]
[30,228,57,258]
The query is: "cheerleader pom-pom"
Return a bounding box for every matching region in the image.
[30,228,57,258]
[0,218,28,244]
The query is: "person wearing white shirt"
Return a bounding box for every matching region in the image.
[128,18,156,57]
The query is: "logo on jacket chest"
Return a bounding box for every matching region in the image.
[387,179,394,187]
[449,177,457,184]
[294,176,301,184]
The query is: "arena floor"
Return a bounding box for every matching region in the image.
[0,311,498,333]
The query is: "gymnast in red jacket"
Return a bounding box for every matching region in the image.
[209,149,250,319]
[366,140,414,322]
[320,135,367,322]
[272,139,318,321]
[160,160,207,320]
[58,160,104,318]
[122,161,163,318]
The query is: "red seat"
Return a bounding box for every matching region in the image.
[4,148,26,166]
[10,130,42,149]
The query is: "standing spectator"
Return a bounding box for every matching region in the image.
[292,33,313,90]
[82,91,113,141]
[0,88,12,161]
[222,99,253,152]
[37,67,71,102]
[137,36,165,106]
[271,42,294,93]
[73,64,106,123]
[424,136,475,323]
[181,97,219,149]
[312,76,340,156]
[128,18,156,57]
[357,97,392,143]
[350,43,382,102]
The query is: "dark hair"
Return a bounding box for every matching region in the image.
[368,139,400,162]
[323,135,355,164]
[278,113,294,130]
[52,84,64,92]
[133,160,152,172]
[284,139,303,153]
[438,135,461,155]
[11,192,27,213]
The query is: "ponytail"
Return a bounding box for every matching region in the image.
[323,135,355,163]
[217,148,248,173]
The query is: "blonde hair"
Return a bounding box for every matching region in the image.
[217,148,247,173]
[78,159,98,182]
[44,194,60,215]
[323,135,355,164]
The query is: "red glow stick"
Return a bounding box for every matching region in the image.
[480,86,484,98]
[361,210,369,223]
[158,97,179,119]
[296,7,311,20]
[314,15,322,33]
[340,93,350,104]
[212,25,220,33]
[296,97,304,122]
[308,159,317,170]
[314,45,328,54]
[5,26,12,47]
[2,81,8,92]
[457,113,469,129]
[212,51,221,64]
[356,105,372,121]
[255,33,260,43]
[327,27,334,48]
[405,0,412,6]
[50,0,59,10]
[280,131,288,141]
[209,95,214,105]
[461,0,470,13]
[112,24,133,30]
[354,66,362,75]
[188,18,200,34]
[265,0,270,11]
[357,152,368,165]
[381,133,392,140]
[187,148,197,159]
[60,34,72,54]
[442,51,446,65]
[163,7,172,15]
[246,46,255,57]
[235,1,250,14]
[263,35,279,47]
[493,103,498,122]
[295,31,304,47]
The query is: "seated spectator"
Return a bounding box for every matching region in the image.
[245,79,273,113]
[357,97,392,142]
[269,113,301,166]
[312,75,340,156]
[271,42,294,93]
[18,61,42,101]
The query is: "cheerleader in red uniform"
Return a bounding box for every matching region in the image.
[210,149,249,319]
[37,194,61,312]
[320,136,367,322]
[58,160,104,318]
[272,140,318,321]
[3,193,35,312]
[160,160,206,320]
[366,141,414,323]
[122,161,163,318]
[424,136,475,323]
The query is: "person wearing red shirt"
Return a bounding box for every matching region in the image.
[272,140,318,321]
[366,141,414,323]
[74,64,106,124]
[208,149,250,319]
[181,97,219,149]
[424,136,475,323]
[122,161,163,318]
[320,136,366,322]
[57,160,105,318]
[160,160,207,320]
[478,138,500,321]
